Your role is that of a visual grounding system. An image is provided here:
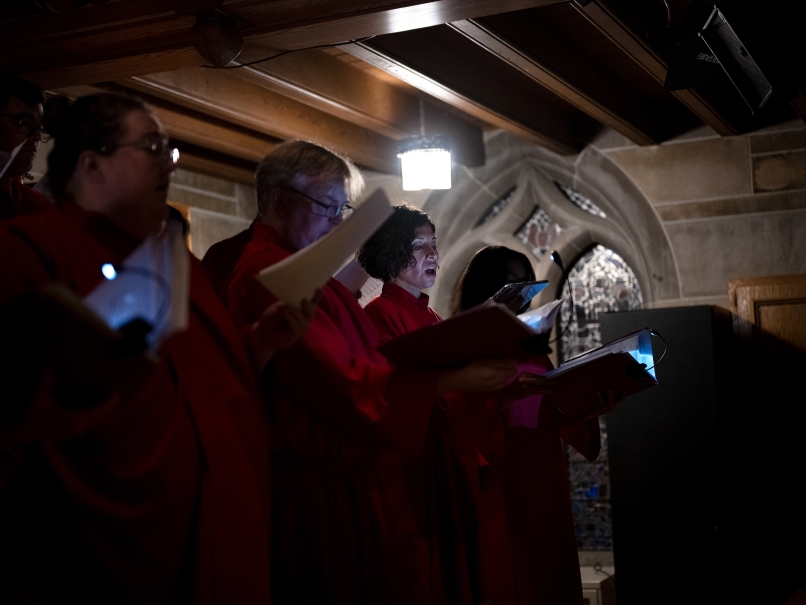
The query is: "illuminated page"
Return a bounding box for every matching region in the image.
[84,221,190,351]
[546,327,656,378]
[256,188,392,306]
[334,258,370,297]
[518,298,564,335]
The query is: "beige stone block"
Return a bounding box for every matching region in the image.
[605,137,751,203]
[656,190,806,221]
[589,128,636,152]
[750,129,806,154]
[188,209,251,260]
[664,210,806,297]
[662,124,720,144]
[171,168,237,198]
[752,150,806,192]
[235,183,258,219]
[167,184,238,216]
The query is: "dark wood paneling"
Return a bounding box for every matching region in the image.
[235,50,485,166]
[353,25,601,154]
[122,68,400,173]
[4,0,565,87]
[452,15,657,145]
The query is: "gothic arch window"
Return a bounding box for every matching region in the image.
[514,205,561,261]
[474,186,517,228]
[555,182,606,218]
[558,244,643,551]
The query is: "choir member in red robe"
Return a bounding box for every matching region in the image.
[358,205,483,604]
[358,207,559,604]
[208,140,517,605]
[0,93,312,603]
[0,77,52,219]
[451,246,613,605]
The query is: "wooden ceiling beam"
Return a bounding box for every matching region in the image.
[120,68,400,173]
[54,84,277,164]
[571,0,738,136]
[342,40,578,155]
[52,83,263,183]
[449,19,657,145]
[5,0,565,89]
[232,50,485,166]
[239,0,566,59]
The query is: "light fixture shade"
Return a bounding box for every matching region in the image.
[397,135,452,191]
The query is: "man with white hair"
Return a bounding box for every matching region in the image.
[207,140,516,604]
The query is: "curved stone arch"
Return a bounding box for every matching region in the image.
[424,131,681,316]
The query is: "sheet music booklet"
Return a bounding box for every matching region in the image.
[542,328,659,420]
[517,298,564,334]
[546,327,656,379]
[84,221,190,351]
[257,188,393,305]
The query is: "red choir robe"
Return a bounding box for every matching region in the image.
[201,222,253,300]
[365,282,485,605]
[0,176,52,219]
[0,203,271,604]
[483,358,598,605]
[221,222,440,605]
[365,283,597,605]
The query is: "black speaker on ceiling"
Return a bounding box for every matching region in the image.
[665,3,773,116]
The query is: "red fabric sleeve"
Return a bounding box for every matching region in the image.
[226,247,438,459]
[273,304,438,459]
[363,296,408,345]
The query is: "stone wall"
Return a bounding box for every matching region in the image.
[166,169,254,259]
[594,121,806,309]
[416,121,806,315]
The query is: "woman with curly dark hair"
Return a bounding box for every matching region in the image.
[358,204,441,341]
[358,206,559,605]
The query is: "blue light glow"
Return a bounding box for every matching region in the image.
[102,263,117,280]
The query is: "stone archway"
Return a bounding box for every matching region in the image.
[423,131,681,317]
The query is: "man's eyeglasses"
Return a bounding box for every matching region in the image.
[102,134,179,167]
[281,186,353,218]
[1,113,50,142]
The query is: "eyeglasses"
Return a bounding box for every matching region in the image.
[102,134,179,167]
[281,186,353,218]
[0,113,50,142]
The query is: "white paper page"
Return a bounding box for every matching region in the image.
[257,188,393,305]
[518,298,564,334]
[334,258,371,297]
[84,221,189,351]
[0,140,25,180]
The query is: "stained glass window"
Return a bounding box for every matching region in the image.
[558,244,643,550]
[556,182,606,219]
[475,186,517,228]
[514,205,561,261]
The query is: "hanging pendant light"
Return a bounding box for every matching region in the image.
[397,97,452,191]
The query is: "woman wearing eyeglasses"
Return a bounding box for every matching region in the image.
[0,93,315,603]
[0,76,52,219]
